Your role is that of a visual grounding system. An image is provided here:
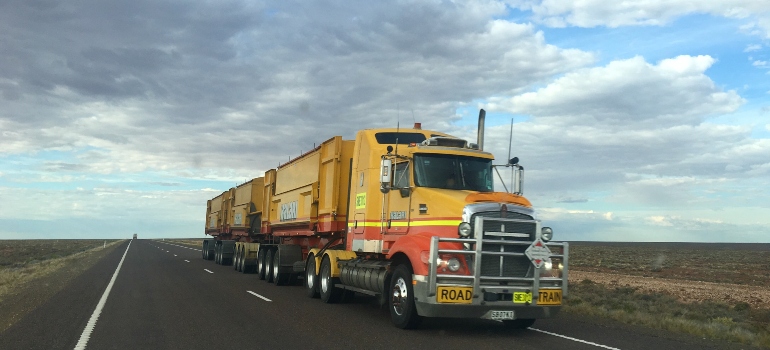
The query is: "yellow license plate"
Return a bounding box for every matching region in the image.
[512,290,562,305]
[537,290,562,305]
[436,286,473,304]
[513,292,532,303]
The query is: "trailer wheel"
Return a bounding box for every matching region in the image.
[273,249,289,286]
[503,319,535,329]
[240,248,250,273]
[265,249,275,283]
[214,249,220,264]
[389,264,422,329]
[233,247,240,271]
[319,255,342,303]
[257,249,267,280]
[305,255,319,298]
[237,247,244,272]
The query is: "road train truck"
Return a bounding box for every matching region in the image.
[203,110,568,329]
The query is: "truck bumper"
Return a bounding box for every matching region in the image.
[412,279,561,320]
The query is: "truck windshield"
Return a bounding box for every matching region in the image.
[413,154,493,192]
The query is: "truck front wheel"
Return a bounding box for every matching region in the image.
[389,264,422,329]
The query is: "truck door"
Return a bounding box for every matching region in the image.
[385,161,411,234]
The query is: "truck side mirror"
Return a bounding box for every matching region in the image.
[380,158,392,193]
[400,187,410,198]
[513,165,524,195]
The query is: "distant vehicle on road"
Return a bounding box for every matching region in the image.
[133,234,137,240]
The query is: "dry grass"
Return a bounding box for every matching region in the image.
[568,242,770,286]
[165,238,204,249]
[566,242,770,349]
[0,240,123,303]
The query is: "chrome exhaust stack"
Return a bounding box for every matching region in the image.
[477,109,485,151]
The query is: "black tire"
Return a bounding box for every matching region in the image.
[389,264,422,329]
[273,249,289,286]
[257,249,267,280]
[265,249,275,283]
[305,255,319,298]
[234,247,240,271]
[502,319,536,329]
[238,248,244,272]
[239,248,249,273]
[319,256,342,303]
[215,249,220,264]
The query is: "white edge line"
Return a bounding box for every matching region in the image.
[247,291,272,302]
[529,328,621,350]
[204,269,214,274]
[74,241,132,350]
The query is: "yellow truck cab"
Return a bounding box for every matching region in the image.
[337,116,568,329]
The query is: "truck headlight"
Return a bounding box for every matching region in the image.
[541,227,553,242]
[541,257,563,278]
[458,222,472,237]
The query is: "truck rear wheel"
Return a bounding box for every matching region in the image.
[503,319,535,329]
[320,256,342,303]
[389,264,422,329]
[257,249,267,280]
[305,255,319,298]
[265,249,275,283]
[273,249,289,286]
[234,248,241,271]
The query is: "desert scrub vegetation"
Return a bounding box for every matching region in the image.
[566,279,770,348]
[568,242,770,287]
[167,239,204,248]
[0,240,122,302]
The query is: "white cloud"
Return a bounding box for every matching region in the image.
[489,55,743,127]
[754,60,769,67]
[0,1,594,178]
[745,44,763,52]
[507,0,770,37]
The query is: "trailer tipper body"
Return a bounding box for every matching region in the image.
[204,110,568,329]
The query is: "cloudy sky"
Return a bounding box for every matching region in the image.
[1,0,768,242]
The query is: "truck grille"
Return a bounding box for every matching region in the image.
[473,212,536,278]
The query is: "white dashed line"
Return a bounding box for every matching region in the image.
[184,260,190,262]
[74,241,132,350]
[247,291,272,302]
[529,328,621,350]
[204,269,214,274]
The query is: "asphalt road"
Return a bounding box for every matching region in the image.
[0,240,750,350]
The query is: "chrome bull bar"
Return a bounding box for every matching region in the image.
[427,216,569,305]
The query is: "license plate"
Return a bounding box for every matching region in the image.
[491,310,514,320]
[537,290,562,305]
[513,292,532,304]
[436,286,473,304]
